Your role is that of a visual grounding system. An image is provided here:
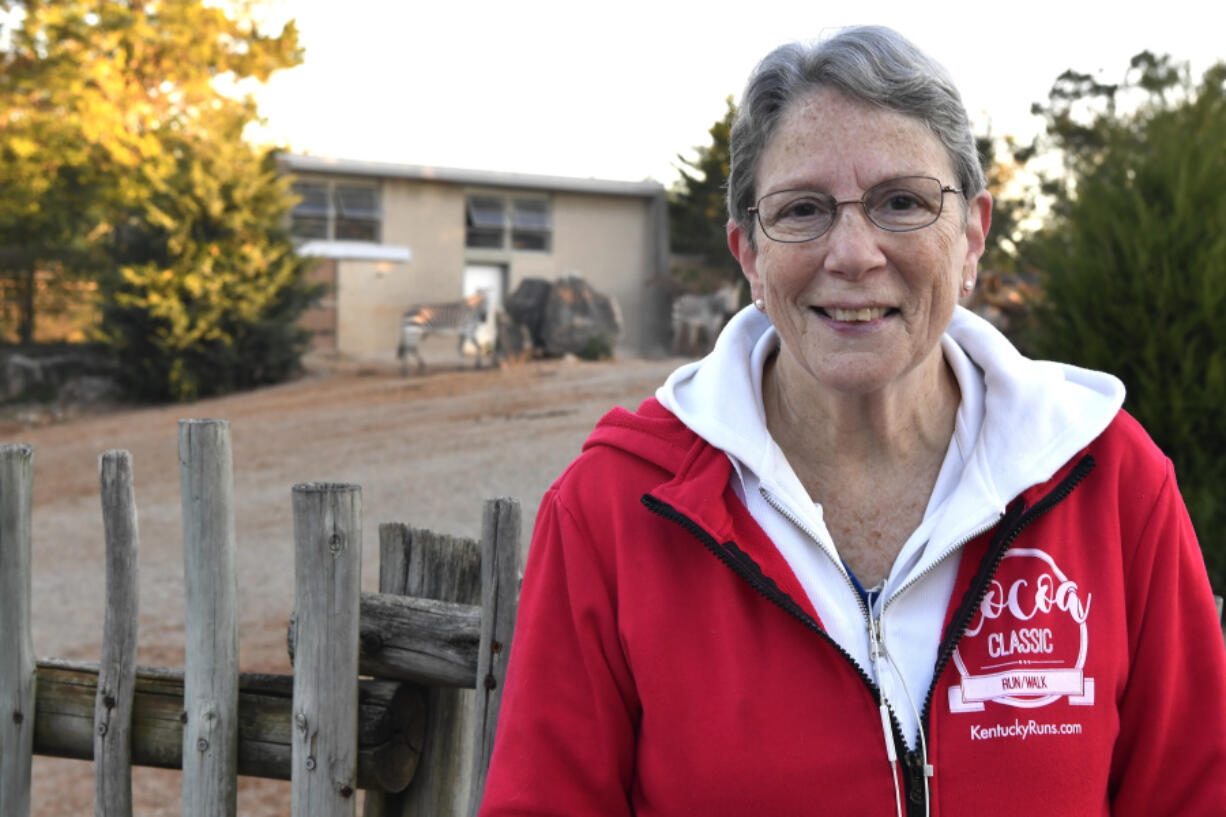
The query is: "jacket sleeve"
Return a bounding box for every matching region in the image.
[1109,459,1226,815]
[477,484,639,816]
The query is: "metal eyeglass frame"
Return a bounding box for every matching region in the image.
[747,175,964,243]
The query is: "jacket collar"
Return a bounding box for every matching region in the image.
[589,402,823,622]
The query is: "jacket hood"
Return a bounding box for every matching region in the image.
[650,304,1125,516]
[942,305,1125,505]
[582,396,698,477]
[583,396,750,554]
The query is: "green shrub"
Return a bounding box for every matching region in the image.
[577,334,614,362]
[98,118,322,402]
[1022,59,1226,591]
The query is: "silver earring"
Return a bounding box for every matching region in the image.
[754,298,765,311]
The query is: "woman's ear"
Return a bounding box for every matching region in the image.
[727,219,762,302]
[962,190,993,283]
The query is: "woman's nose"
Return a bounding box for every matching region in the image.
[822,205,885,278]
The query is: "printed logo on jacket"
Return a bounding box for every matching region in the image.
[949,548,1094,712]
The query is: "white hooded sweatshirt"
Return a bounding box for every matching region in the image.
[656,304,1124,747]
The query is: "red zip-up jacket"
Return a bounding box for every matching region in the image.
[479,398,1226,816]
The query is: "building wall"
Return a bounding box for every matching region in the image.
[300,259,338,351]
[550,191,654,356]
[331,180,465,359]
[326,177,668,361]
[335,259,410,359]
[384,179,467,299]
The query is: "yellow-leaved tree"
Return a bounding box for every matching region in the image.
[0,0,320,401]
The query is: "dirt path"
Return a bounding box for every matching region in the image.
[16,354,683,816]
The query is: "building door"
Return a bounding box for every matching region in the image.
[462,264,506,351]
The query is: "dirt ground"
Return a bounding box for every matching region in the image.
[12,352,684,816]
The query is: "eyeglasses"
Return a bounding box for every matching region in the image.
[748,176,963,243]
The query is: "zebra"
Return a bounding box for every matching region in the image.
[671,282,741,357]
[396,291,493,374]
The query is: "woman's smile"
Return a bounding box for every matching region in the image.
[818,306,893,322]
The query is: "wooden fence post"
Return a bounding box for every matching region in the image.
[179,419,240,817]
[292,483,362,817]
[0,444,35,817]
[467,498,521,817]
[364,523,481,817]
[95,451,141,817]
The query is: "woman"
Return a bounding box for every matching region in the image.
[479,27,1226,816]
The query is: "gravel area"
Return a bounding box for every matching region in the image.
[13,353,683,816]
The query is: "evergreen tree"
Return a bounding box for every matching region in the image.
[100,108,322,401]
[974,131,1035,276]
[1019,54,1226,591]
[667,97,742,294]
[0,0,304,362]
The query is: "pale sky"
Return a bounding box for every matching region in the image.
[250,1,1225,187]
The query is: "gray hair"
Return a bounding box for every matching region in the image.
[727,26,986,236]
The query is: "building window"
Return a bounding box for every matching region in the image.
[291,180,382,242]
[466,195,506,249]
[465,194,551,252]
[334,185,380,241]
[511,198,552,251]
[290,182,331,239]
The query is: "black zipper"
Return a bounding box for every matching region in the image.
[639,494,910,780]
[902,453,1095,815]
[919,455,1095,734]
[642,452,1095,816]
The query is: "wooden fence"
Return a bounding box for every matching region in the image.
[0,419,520,817]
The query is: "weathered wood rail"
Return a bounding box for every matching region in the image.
[0,422,521,817]
[33,660,424,792]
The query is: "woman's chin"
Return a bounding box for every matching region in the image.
[787,356,901,397]
[777,340,942,401]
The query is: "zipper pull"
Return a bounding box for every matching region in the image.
[869,614,887,662]
[905,748,934,780]
[868,614,894,702]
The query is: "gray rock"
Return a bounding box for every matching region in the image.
[1,351,111,400]
[504,278,554,349]
[540,276,622,359]
[56,375,123,407]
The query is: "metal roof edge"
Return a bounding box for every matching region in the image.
[277,152,666,198]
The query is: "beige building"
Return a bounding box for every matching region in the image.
[277,153,671,362]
